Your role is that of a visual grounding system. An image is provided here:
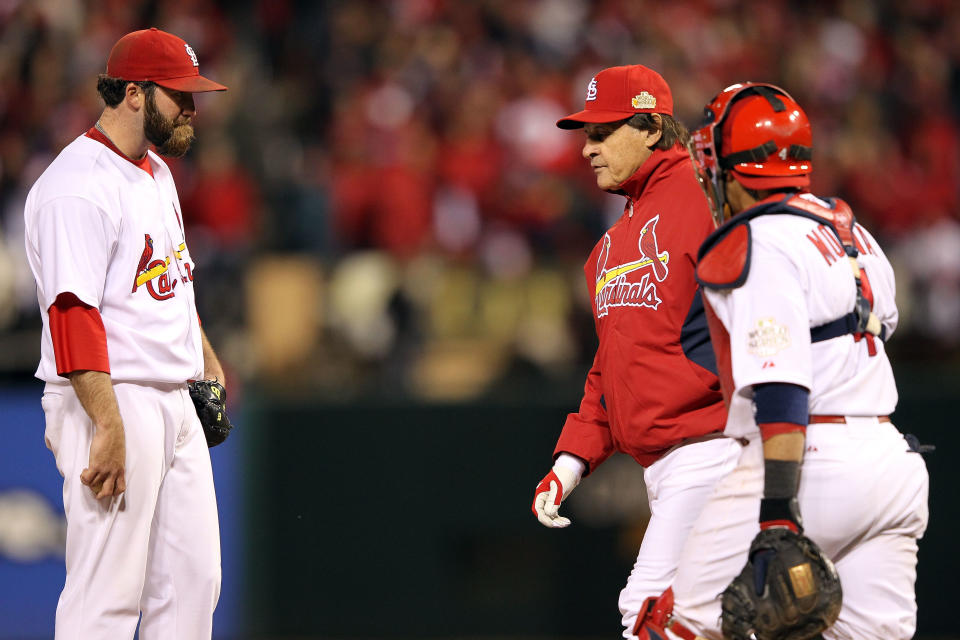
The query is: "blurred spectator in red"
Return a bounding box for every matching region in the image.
[183,134,262,249]
[329,85,435,258]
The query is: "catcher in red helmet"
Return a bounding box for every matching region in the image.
[690,82,813,224]
[637,83,929,640]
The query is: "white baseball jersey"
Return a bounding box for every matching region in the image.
[26,130,221,639]
[25,133,203,384]
[703,193,899,439]
[666,193,928,640]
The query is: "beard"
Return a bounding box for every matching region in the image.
[144,91,195,158]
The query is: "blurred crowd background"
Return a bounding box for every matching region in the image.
[0,0,958,401]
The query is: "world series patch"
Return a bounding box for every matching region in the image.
[747,317,791,357]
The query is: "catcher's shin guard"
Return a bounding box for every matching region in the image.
[632,588,707,640]
[632,591,669,640]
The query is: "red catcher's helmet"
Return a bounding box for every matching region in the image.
[691,83,812,220]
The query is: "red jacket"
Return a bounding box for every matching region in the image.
[555,144,726,471]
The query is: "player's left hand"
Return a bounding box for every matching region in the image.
[532,465,580,528]
[188,379,233,447]
[721,528,842,640]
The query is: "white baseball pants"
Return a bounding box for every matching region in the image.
[669,418,929,640]
[619,435,743,638]
[42,381,221,640]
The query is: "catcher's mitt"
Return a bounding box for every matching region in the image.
[721,528,842,640]
[188,380,233,447]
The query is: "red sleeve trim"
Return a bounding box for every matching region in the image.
[49,293,110,376]
[758,421,806,441]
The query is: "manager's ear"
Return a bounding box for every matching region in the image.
[646,113,663,148]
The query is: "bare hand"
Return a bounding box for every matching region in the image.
[80,424,126,499]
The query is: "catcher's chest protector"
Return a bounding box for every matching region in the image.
[695,194,885,344]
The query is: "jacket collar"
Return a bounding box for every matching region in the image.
[616,143,690,201]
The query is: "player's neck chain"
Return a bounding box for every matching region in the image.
[95,120,147,162]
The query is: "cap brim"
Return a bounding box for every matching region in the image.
[730,170,810,190]
[155,75,228,92]
[556,109,636,129]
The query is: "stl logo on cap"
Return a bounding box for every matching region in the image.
[184,43,199,67]
[632,91,656,110]
[106,28,227,92]
[586,77,598,102]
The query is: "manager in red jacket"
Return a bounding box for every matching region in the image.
[531,65,741,640]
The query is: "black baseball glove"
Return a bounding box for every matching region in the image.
[721,527,842,640]
[188,380,233,447]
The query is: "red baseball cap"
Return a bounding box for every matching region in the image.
[557,64,673,129]
[106,28,227,93]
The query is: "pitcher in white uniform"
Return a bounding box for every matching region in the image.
[635,83,929,640]
[23,28,229,640]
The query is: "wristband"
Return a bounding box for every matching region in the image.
[555,453,586,477]
[761,459,803,532]
[764,459,800,499]
[760,497,802,532]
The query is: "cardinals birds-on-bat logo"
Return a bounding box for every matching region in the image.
[132,234,155,293]
[131,233,180,301]
[638,216,669,282]
[594,215,670,317]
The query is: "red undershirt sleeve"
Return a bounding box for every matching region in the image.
[49,292,110,377]
[759,421,807,440]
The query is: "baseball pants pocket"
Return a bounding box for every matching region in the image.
[41,389,66,475]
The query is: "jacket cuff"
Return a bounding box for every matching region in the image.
[553,414,614,475]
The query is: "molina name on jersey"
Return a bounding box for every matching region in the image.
[697,192,899,440]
